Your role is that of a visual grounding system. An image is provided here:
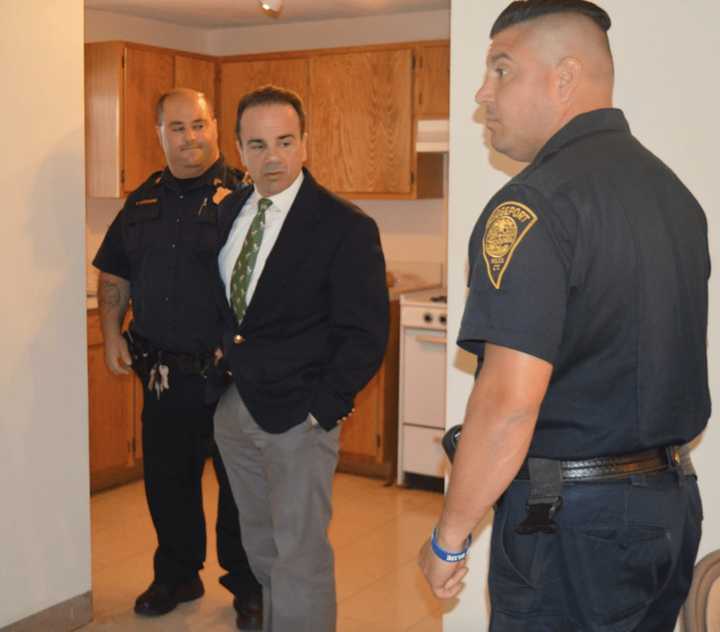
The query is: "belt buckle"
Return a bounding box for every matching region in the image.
[666,446,682,468]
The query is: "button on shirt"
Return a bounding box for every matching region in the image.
[219,171,304,305]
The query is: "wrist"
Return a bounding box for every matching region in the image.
[430,527,472,563]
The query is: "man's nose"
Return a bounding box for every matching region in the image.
[475,77,493,104]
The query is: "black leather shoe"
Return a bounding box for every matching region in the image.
[233,593,263,631]
[134,577,204,616]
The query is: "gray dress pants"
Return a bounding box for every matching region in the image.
[215,386,340,632]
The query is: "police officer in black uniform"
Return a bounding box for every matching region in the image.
[419,2,710,630]
[93,88,262,629]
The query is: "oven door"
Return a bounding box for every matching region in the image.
[400,327,446,429]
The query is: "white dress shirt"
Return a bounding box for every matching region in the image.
[218,171,304,306]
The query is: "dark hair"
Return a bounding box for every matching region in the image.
[155,88,214,126]
[235,85,306,142]
[491,0,611,37]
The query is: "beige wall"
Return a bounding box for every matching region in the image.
[0,1,90,628]
[206,9,450,56]
[86,8,207,53]
[446,1,720,629]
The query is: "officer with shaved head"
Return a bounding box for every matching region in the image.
[419,2,709,630]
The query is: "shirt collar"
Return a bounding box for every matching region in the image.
[248,170,304,215]
[532,108,630,166]
[160,157,226,193]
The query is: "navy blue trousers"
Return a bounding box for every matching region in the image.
[141,371,260,596]
[489,471,702,632]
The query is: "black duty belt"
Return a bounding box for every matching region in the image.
[515,445,694,483]
[512,445,694,536]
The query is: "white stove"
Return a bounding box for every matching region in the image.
[397,288,448,486]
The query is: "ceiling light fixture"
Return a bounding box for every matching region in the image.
[258,0,283,15]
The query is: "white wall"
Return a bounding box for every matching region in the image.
[446,1,720,629]
[206,9,450,56]
[0,1,90,628]
[86,8,207,53]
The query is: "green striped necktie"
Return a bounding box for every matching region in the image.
[229,197,271,323]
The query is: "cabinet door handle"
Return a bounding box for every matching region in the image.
[415,335,447,345]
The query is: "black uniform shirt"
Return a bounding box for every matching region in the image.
[458,109,711,459]
[93,158,243,353]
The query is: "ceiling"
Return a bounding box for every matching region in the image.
[85,0,450,29]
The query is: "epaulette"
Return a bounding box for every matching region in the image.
[125,169,164,205]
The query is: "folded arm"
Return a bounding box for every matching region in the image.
[310,214,389,427]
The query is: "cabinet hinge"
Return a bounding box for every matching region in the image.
[376,434,381,449]
[121,169,125,184]
[412,52,417,71]
[411,171,416,186]
[122,52,126,69]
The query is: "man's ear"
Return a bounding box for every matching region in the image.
[301,132,308,163]
[155,125,163,148]
[557,57,582,102]
[235,139,245,166]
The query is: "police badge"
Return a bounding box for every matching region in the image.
[482,201,538,289]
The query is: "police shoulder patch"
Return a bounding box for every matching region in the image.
[482,201,538,290]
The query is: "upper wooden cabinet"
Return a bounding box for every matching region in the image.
[124,47,174,192]
[86,40,449,199]
[85,42,216,197]
[219,57,309,168]
[175,54,217,106]
[309,48,414,197]
[414,42,450,119]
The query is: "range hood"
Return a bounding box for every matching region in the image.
[416,119,449,153]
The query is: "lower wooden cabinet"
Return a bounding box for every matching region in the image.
[87,309,143,493]
[338,299,400,481]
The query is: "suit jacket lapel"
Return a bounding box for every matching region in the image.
[217,186,253,251]
[241,171,323,327]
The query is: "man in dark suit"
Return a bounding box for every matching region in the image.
[211,86,389,632]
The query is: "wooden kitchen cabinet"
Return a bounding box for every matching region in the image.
[414,42,450,119]
[87,309,143,492]
[174,54,217,109]
[85,42,217,198]
[338,299,400,480]
[309,48,414,197]
[219,57,310,168]
[124,46,174,192]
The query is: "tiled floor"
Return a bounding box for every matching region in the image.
[81,469,448,631]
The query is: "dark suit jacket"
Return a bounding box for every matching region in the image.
[209,169,389,433]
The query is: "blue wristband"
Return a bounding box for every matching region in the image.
[430,528,472,563]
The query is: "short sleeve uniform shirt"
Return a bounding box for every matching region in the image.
[458,109,711,459]
[93,158,243,353]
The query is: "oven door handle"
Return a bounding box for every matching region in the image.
[415,334,447,345]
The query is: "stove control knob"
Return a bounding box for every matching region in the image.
[439,314,447,325]
[423,313,433,324]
